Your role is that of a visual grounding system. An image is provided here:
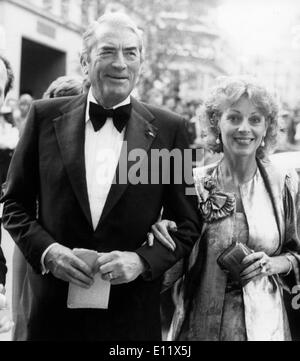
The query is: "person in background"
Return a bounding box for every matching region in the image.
[43,76,84,99]
[0,54,15,333]
[275,109,299,153]
[0,110,18,186]
[150,76,300,341]
[11,74,84,341]
[12,94,33,137]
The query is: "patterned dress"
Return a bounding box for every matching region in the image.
[167,160,300,341]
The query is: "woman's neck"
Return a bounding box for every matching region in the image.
[220,153,257,186]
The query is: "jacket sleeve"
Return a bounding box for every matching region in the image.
[281,168,300,288]
[0,240,7,285]
[1,103,57,274]
[135,120,202,280]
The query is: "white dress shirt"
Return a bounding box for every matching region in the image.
[85,89,129,229]
[41,89,130,272]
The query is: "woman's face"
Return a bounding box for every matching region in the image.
[219,95,267,160]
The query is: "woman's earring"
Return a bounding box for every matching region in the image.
[216,137,220,145]
[261,138,265,147]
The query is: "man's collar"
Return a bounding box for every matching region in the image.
[85,88,131,123]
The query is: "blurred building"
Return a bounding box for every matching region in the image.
[225,7,300,108]
[157,7,235,102]
[0,0,236,102]
[0,0,84,98]
[104,0,236,104]
[237,50,300,108]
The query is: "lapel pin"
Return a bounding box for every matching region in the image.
[147,130,155,137]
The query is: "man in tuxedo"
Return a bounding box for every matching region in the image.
[2,13,201,340]
[0,54,14,333]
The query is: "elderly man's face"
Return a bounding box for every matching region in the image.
[0,60,8,108]
[83,23,141,108]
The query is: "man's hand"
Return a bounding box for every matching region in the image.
[44,244,94,288]
[0,285,13,333]
[95,251,147,285]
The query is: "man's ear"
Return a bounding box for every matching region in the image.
[80,54,89,76]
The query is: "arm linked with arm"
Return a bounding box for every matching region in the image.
[135,119,202,280]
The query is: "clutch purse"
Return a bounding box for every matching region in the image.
[217,242,253,283]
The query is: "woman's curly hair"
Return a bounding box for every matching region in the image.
[199,75,279,159]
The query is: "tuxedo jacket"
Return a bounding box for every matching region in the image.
[2,95,201,341]
[0,239,6,285]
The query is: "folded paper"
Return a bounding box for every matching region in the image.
[67,248,111,309]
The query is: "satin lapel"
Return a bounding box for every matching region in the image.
[96,98,158,230]
[53,95,93,228]
[257,159,284,250]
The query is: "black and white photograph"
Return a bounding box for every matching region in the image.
[0,0,300,346]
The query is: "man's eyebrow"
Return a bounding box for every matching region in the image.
[99,45,116,50]
[124,46,139,51]
[96,45,139,53]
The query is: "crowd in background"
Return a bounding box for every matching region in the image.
[160,96,300,152]
[0,77,300,183]
[0,76,86,185]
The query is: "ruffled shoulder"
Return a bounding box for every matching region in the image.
[193,162,235,222]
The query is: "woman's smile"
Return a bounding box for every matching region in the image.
[233,136,255,146]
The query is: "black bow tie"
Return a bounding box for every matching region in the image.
[89,102,132,133]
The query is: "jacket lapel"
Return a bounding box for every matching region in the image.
[257,158,285,251]
[96,97,158,229]
[53,95,93,228]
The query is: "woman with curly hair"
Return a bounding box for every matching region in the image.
[149,76,300,341]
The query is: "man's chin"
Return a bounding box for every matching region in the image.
[103,91,131,107]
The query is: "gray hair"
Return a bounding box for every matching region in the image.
[199,75,279,159]
[81,12,144,63]
[43,76,83,99]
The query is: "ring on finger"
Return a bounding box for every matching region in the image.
[259,260,267,273]
[261,265,267,273]
[108,272,114,280]
[259,257,267,267]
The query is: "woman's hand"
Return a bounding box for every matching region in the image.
[0,312,13,334]
[240,252,292,283]
[146,220,178,251]
[0,284,13,334]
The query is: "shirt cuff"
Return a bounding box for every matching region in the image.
[41,243,60,275]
